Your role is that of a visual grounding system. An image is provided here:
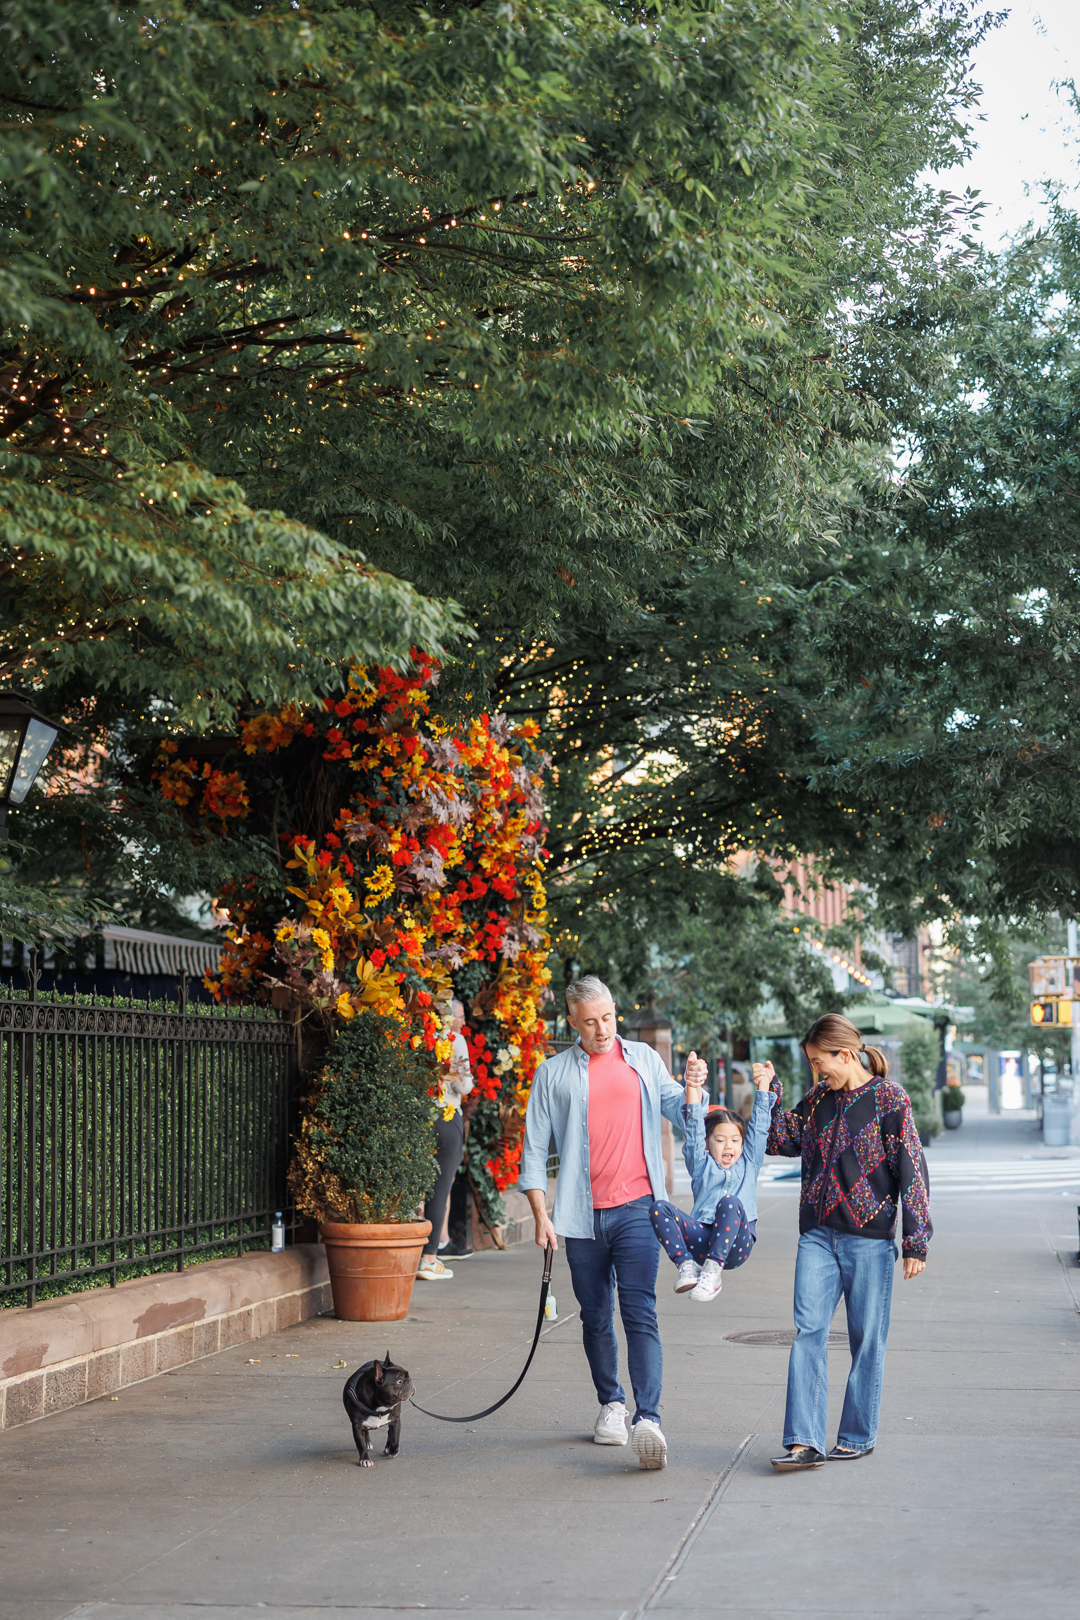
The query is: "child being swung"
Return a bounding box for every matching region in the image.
[649,1065,779,1302]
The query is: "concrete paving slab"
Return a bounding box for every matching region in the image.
[3,1113,1079,1620]
[0,1606,77,1620]
[655,1446,1080,1617]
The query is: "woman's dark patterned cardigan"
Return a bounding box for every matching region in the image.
[766,1075,932,1260]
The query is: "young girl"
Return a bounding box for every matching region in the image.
[649,1064,778,1302]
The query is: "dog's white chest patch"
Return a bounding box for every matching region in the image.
[360,1408,393,1430]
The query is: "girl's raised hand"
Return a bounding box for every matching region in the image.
[751,1061,775,1091]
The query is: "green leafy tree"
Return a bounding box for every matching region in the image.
[3,0,905,681]
[2,0,998,983]
[787,184,1080,934]
[442,0,996,995]
[0,457,458,731]
[553,862,843,1050]
[931,918,1073,1069]
[2,0,992,681]
[899,1024,941,1139]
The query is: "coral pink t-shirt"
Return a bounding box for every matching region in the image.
[587,1043,652,1209]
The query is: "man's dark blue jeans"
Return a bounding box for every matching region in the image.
[564,1194,662,1424]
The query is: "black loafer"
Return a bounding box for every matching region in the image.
[770,1445,826,1470]
[827,1445,874,1460]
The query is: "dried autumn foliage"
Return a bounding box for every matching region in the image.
[154,655,551,1225]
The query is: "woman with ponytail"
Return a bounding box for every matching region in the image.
[754,1014,931,1472]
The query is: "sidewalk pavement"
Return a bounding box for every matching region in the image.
[927,1082,1075,1160]
[2,1111,1079,1620]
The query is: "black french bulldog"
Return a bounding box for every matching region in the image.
[342,1353,414,1468]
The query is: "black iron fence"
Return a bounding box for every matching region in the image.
[1,980,296,1306]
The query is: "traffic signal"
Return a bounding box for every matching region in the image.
[1031,999,1073,1025]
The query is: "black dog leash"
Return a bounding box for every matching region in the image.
[411,1244,555,1423]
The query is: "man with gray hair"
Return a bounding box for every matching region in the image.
[520,975,707,1469]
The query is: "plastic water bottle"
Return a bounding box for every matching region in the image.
[271,1212,285,1252]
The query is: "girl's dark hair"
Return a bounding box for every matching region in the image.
[800,1013,888,1078]
[704,1106,747,1141]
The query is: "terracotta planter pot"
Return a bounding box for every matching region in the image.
[319,1218,432,1322]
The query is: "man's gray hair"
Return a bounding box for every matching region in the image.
[565,974,614,1011]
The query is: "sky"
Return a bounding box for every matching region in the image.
[940,2,1080,245]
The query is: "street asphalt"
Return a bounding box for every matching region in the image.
[2,1092,1078,1620]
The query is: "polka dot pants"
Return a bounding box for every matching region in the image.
[649,1196,755,1268]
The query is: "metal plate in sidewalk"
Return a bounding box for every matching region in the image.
[724,1329,848,1346]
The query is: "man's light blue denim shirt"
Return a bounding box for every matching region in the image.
[519,1036,686,1239]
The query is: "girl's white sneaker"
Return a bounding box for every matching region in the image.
[689,1259,723,1301]
[593,1401,629,1445]
[674,1260,701,1294]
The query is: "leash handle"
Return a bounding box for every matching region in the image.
[411,1242,556,1425]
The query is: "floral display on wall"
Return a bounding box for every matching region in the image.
[154,655,552,1226]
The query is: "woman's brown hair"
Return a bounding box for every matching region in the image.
[704,1106,747,1141]
[800,1013,888,1078]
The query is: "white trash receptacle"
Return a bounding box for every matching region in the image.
[1043,1096,1071,1147]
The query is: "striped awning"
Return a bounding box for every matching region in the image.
[100,925,222,978]
[1,922,223,977]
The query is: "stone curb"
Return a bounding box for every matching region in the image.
[0,1244,330,1430]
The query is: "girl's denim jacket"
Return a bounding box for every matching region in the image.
[683,1086,777,1225]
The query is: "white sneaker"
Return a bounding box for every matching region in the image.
[631,1418,668,1471]
[674,1259,701,1294]
[593,1401,629,1445]
[416,1256,454,1281]
[689,1259,722,1301]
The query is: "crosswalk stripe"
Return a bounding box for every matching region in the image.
[676,1160,1080,1195]
[934,1179,1080,1191]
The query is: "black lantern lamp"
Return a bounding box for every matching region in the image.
[0,692,63,845]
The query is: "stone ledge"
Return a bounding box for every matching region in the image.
[0,1244,330,1431]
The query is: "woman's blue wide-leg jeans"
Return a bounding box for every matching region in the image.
[564,1195,662,1424]
[783,1226,897,1456]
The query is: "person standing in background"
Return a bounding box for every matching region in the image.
[417,999,474,1281]
[438,999,476,1261]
